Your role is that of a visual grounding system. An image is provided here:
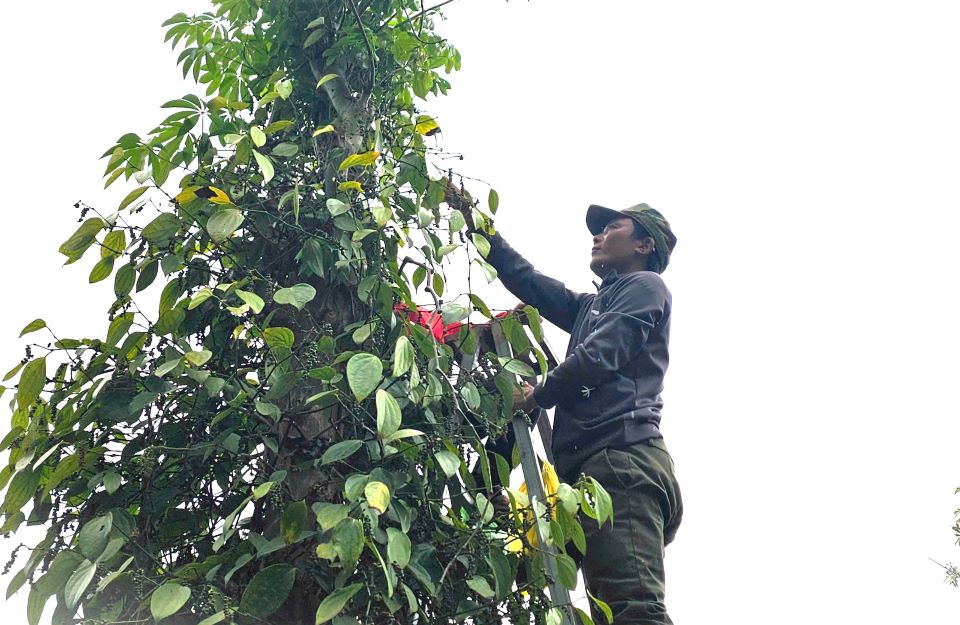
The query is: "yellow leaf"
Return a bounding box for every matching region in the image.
[338,181,363,193]
[312,124,335,137]
[338,150,380,171]
[364,481,391,513]
[173,186,231,205]
[415,115,440,136]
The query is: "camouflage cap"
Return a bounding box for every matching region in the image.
[586,203,677,273]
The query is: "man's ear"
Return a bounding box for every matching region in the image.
[635,236,655,256]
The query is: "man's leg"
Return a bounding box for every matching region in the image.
[578,438,682,625]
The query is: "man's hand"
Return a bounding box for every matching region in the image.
[512,382,539,413]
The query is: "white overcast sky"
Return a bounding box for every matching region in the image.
[1,1,959,624]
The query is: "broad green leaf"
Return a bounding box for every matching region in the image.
[315,583,363,624]
[273,283,316,310]
[88,256,115,283]
[188,287,214,310]
[312,124,335,137]
[265,120,295,134]
[488,188,500,213]
[263,327,295,350]
[500,357,535,378]
[587,590,614,625]
[184,350,212,367]
[556,553,578,589]
[326,198,351,216]
[440,302,470,325]
[101,230,126,257]
[338,150,380,170]
[346,353,382,402]
[250,126,266,147]
[253,481,274,500]
[364,480,391,513]
[371,204,391,227]
[321,440,363,465]
[142,213,181,244]
[77,513,113,561]
[253,150,275,183]
[466,576,495,599]
[197,611,227,625]
[155,358,182,377]
[272,142,300,157]
[333,518,363,569]
[59,217,105,258]
[434,450,461,478]
[119,186,149,211]
[114,263,135,297]
[281,500,309,544]
[64,559,96,609]
[17,357,46,409]
[103,471,121,495]
[375,389,402,439]
[150,582,191,621]
[276,79,293,100]
[471,232,491,257]
[3,468,39,512]
[386,527,411,568]
[206,208,244,242]
[449,209,466,232]
[475,258,498,283]
[223,133,244,145]
[313,503,351,531]
[392,335,413,377]
[436,243,458,259]
[18,319,46,337]
[235,289,264,313]
[384,428,425,442]
[315,73,338,88]
[239,564,296,619]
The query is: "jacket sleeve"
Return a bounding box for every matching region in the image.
[533,273,667,409]
[485,233,587,333]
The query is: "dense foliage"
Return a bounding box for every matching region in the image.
[0,2,611,624]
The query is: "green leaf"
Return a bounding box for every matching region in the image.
[3,468,39,512]
[434,450,461,478]
[263,327,295,350]
[253,482,275,500]
[239,564,296,619]
[101,230,126,257]
[315,583,363,624]
[313,503,351,531]
[500,357,535,378]
[64,559,96,609]
[315,73,338,88]
[449,209,466,232]
[272,142,300,157]
[19,319,46,337]
[59,217,105,258]
[114,263,135,297]
[486,546,512,600]
[206,208,244,242]
[253,150,275,183]
[466,576,495,599]
[103,471,121,495]
[440,302,470,325]
[587,590,614,625]
[556,553,578,589]
[17,357,46,409]
[235,289,264,313]
[77,513,113,561]
[321,440,363,466]
[250,126,266,147]
[281,501,309,544]
[375,389,402,439]
[364,480,391,513]
[189,287,214,309]
[88,256,115,283]
[346,353,382,402]
[184,350,213,367]
[386,527,411,568]
[119,186,149,211]
[392,335,413,377]
[338,150,380,170]
[488,188,500,213]
[151,582,191,621]
[155,358,182,377]
[333,518,363,569]
[142,213,181,244]
[197,611,227,625]
[471,232,491,258]
[276,79,293,100]
[273,283,316,310]
[326,198,351,216]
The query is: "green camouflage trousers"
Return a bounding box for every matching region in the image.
[576,438,683,625]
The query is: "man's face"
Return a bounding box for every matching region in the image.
[589,216,651,276]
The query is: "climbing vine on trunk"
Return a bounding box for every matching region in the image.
[0,2,611,624]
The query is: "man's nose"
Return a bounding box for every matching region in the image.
[593,233,603,245]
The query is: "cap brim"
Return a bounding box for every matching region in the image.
[586,204,626,236]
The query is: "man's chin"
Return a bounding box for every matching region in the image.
[589,258,606,276]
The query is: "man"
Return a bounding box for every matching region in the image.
[464,193,683,625]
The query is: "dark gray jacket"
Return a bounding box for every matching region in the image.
[487,234,672,476]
